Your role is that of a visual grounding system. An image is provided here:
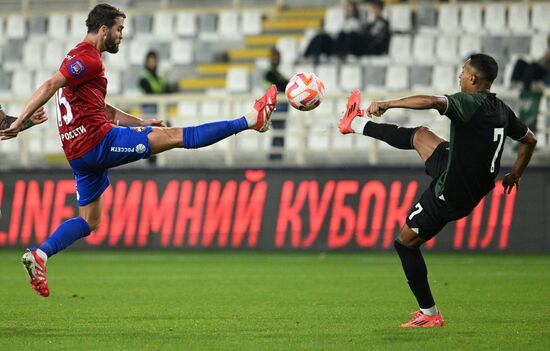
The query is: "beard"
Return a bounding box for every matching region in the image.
[104,33,119,54]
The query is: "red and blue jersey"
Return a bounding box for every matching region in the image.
[57,41,113,160]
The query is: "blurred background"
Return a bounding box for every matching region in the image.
[0,0,549,252]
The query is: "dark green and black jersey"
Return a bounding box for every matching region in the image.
[435,91,528,211]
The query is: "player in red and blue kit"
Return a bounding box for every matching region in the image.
[0,4,277,297]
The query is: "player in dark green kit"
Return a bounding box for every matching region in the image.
[338,54,537,327]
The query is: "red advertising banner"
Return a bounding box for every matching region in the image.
[0,167,548,252]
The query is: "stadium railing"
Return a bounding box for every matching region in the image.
[1,90,549,169]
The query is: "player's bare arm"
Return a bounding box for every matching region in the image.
[0,106,48,133]
[0,72,67,140]
[105,104,165,127]
[503,130,537,194]
[366,95,448,117]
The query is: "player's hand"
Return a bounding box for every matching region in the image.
[366,101,389,117]
[502,172,520,194]
[0,119,23,140]
[141,119,166,127]
[30,107,48,125]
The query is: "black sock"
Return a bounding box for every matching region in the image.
[394,240,435,309]
[363,122,418,150]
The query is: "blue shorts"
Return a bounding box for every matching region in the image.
[69,126,153,206]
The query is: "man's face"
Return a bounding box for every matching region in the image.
[104,17,124,54]
[458,60,476,92]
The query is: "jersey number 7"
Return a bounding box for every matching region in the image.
[491,128,504,173]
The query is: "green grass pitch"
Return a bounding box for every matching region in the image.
[0,251,549,350]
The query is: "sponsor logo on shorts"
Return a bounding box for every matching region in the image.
[136,144,146,154]
[111,146,135,153]
[67,60,87,77]
[134,127,146,132]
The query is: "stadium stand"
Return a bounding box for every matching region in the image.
[0,0,549,168]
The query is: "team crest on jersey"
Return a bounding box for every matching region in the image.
[68,60,87,77]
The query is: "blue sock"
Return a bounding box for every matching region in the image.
[182,117,248,149]
[39,217,91,257]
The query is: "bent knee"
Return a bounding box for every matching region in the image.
[82,216,100,232]
[395,233,423,249]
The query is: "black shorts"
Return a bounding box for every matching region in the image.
[405,142,471,241]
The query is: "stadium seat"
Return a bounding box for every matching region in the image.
[316,64,339,93]
[323,6,345,35]
[386,66,409,91]
[218,10,241,39]
[364,65,387,92]
[11,71,33,98]
[122,66,141,96]
[48,13,69,40]
[44,41,65,70]
[532,3,550,32]
[413,34,436,64]
[276,37,298,64]
[437,4,460,34]
[153,12,175,41]
[0,69,11,98]
[389,4,412,33]
[198,13,218,41]
[508,4,531,34]
[484,4,507,34]
[460,4,483,33]
[241,10,262,35]
[226,67,250,93]
[33,71,52,90]
[389,35,411,64]
[22,40,43,70]
[415,5,437,30]
[530,34,547,60]
[432,65,456,93]
[105,70,122,95]
[3,39,24,71]
[307,120,330,151]
[177,101,200,125]
[6,14,26,39]
[459,35,482,59]
[134,14,153,38]
[507,36,531,56]
[436,35,459,64]
[176,12,197,37]
[105,43,129,71]
[28,16,47,39]
[70,12,88,38]
[339,64,362,91]
[410,65,433,91]
[171,39,194,65]
[45,129,61,154]
[129,38,152,65]
[482,36,507,60]
[0,17,4,38]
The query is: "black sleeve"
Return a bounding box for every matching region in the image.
[139,78,153,94]
[507,108,529,141]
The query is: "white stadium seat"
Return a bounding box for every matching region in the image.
[389,35,411,64]
[175,12,197,37]
[218,10,241,39]
[316,64,339,94]
[104,43,129,71]
[7,15,26,39]
[508,4,530,34]
[70,13,88,38]
[386,66,408,91]
[459,35,482,59]
[460,4,482,33]
[438,4,460,34]
[105,70,121,95]
[153,12,175,41]
[171,39,194,65]
[44,41,66,70]
[530,34,547,60]
[436,35,459,64]
[33,71,52,90]
[389,4,412,33]
[129,39,151,65]
[432,65,456,93]
[413,34,435,64]
[532,3,550,32]
[11,71,33,98]
[241,10,262,35]
[484,4,507,34]
[339,64,362,91]
[276,37,298,64]
[324,6,345,35]
[226,67,250,93]
[48,13,69,40]
[22,40,44,70]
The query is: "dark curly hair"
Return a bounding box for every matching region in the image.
[86,3,126,33]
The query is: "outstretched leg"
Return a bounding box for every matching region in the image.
[338,90,445,161]
[148,85,277,154]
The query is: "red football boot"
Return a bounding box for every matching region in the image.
[22,249,50,297]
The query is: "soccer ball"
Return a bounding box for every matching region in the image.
[285,72,325,111]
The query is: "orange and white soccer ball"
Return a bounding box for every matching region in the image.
[285,72,326,111]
